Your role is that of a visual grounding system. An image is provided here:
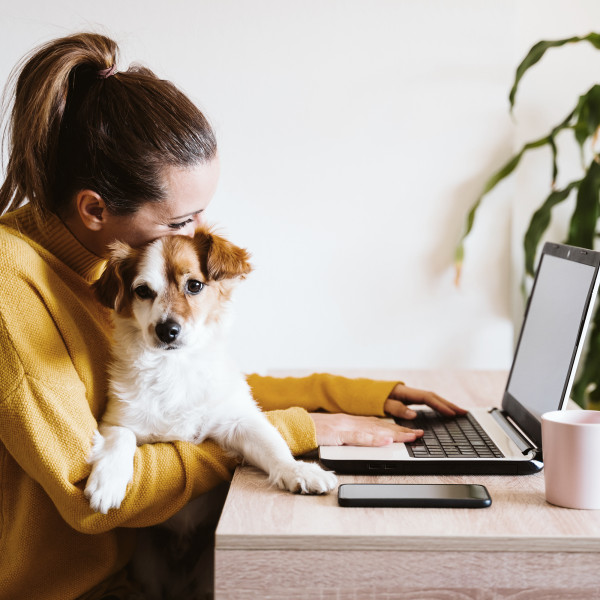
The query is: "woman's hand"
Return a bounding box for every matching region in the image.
[310,413,424,447]
[310,383,467,447]
[384,383,467,420]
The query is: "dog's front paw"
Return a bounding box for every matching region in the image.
[84,433,134,514]
[84,456,133,514]
[271,461,337,494]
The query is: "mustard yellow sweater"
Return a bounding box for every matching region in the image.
[0,205,396,600]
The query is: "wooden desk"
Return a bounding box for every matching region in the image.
[214,370,600,599]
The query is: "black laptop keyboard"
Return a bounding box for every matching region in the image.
[394,411,504,459]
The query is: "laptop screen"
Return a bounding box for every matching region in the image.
[503,244,600,445]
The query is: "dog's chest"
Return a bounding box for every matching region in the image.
[109,351,241,444]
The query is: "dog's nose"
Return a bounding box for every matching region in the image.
[155,320,181,344]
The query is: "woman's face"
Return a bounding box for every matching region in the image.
[100,159,221,250]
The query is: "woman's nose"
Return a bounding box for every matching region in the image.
[182,213,206,238]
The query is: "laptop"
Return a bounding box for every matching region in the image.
[319,242,600,476]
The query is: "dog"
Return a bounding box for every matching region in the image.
[84,226,337,517]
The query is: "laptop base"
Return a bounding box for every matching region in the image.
[319,456,543,476]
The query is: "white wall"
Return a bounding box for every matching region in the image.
[2,1,599,375]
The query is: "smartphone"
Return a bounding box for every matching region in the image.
[338,483,492,508]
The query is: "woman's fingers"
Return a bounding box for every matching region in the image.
[383,400,418,419]
[311,413,423,447]
[386,384,468,417]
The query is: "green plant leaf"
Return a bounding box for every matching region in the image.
[463,31,600,409]
[523,180,581,276]
[455,108,580,282]
[455,135,552,279]
[566,158,600,249]
[548,106,579,178]
[509,33,600,110]
[549,136,558,185]
[573,85,600,150]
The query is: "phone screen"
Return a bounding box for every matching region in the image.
[338,483,491,508]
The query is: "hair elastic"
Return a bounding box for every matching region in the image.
[97,65,117,79]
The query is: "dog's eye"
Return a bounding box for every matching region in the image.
[186,280,204,295]
[134,284,155,300]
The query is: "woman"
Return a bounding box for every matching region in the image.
[0,32,464,599]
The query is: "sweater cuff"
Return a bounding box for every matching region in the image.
[346,379,400,417]
[265,407,318,456]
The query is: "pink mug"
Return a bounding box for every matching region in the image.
[541,410,600,509]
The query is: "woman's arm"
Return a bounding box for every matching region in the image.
[247,372,396,415]
[0,372,238,533]
[0,373,318,534]
[0,278,316,533]
[249,374,467,447]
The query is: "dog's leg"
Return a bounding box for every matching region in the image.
[218,412,337,494]
[84,423,137,513]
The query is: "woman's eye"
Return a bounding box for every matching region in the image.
[186,280,204,295]
[134,284,155,299]
[168,218,194,230]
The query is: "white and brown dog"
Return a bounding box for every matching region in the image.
[84,226,336,515]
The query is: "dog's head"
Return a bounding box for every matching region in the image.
[93,226,252,350]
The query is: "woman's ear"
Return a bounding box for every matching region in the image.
[75,190,108,231]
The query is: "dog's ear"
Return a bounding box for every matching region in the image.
[195,228,252,281]
[92,241,133,312]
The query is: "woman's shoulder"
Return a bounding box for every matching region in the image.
[2,205,106,284]
[0,207,47,274]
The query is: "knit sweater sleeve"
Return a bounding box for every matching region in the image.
[0,337,230,534]
[248,373,398,416]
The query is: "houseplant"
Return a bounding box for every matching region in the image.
[455,33,600,408]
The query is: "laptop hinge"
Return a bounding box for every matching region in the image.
[489,408,537,455]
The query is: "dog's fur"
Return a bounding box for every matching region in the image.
[84,226,337,517]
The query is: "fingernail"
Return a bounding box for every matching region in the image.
[406,409,417,418]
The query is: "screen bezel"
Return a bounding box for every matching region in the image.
[502,242,600,449]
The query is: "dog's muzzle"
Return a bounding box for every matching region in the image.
[155,319,181,345]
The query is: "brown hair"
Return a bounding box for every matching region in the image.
[0,32,217,223]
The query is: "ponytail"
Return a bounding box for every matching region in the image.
[0,33,216,224]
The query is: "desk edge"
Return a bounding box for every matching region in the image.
[215,533,600,553]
